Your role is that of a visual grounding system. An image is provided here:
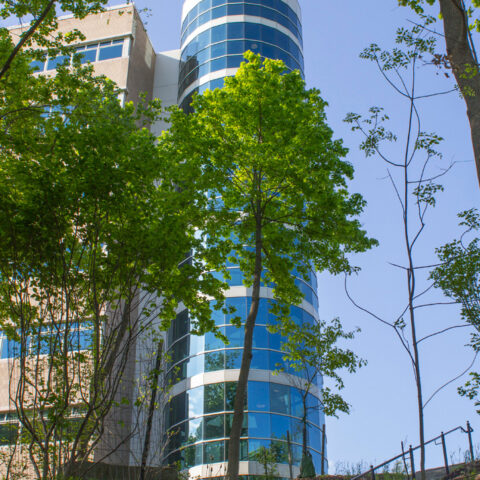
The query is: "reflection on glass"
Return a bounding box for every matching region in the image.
[225,349,242,369]
[204,440,224,463]
[204,414,225,439]
[205,383,224,413]
[205,351,224,372]
[270,383,290,415]
[188,386,204,418]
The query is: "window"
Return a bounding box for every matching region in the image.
[270,383,290,415]
[270,413,290,440]
[225,349,242,369]
[225,325,243,348]
[204,414,224,439]
[248,412,270,437]
[204,383,224,413]
[188,386,204,417]
[204,440,224,463]
[248,381,269,412]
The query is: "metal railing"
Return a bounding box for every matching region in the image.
[351,421,475,480]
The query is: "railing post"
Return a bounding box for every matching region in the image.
[410,445,416,480]
[467,421,475,462]
[370,465,375,480]
[441,432,449,475]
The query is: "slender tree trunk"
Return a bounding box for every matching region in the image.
[227,199,262,480]
[438,0,480,188]
[139,340,164,480]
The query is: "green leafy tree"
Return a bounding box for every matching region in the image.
[431,209,480,408]
[0,0,110,81]
[0,43,225,480]
[279,317,366,477]
[398,0,480,188]
[159,52,376,480]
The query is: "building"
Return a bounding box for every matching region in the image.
[0,2,326,479]
[161,2,326,480]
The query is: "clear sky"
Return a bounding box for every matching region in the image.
[7,0,480,473]
[119,0,480,472]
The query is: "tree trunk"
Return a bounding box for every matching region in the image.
[227,202,262,480]
[140,340,164,480]
[438,0,480,188]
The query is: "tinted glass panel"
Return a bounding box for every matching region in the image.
[248,381,270,411]
[270,383,290,414]
[204,414,225,439]
[98,44,123,61]
[204,383,224,413]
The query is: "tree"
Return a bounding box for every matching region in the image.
[159,52,377,480]
[0,0,110,81]
[278,317,366,478]
[431,209,480,408]
[345,26,476,480]
[0,40,225,479]
[398,0,480,188]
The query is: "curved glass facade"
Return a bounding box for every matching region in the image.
[178,0,305,110]
[169,1,326,478]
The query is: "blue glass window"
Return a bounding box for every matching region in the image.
[269,351,285,372]
[252,326,268,348]
[290,417,303,444]
[225,325,243,348]
[227,39,245,55]
[291,387,304,418]
[308,423,322,452]
[227,55,243,68]
[251,349,268,370]
[205,351,224,372]
[307,393,321,427]
[270,383,290,415]
[75,47,96,64]
[248,381,270,411]
[211,5,227,20]
[270,413,290,440]
[210,56,227,71]
[204,414,225,439]
[227,22,244,39]
[227,3,243,15]
[98,40,124,61]
[188,386,204,418]
[211,41,227,59]
[47,55,69,70]
[205,327,225,351]
[248,412,270,438]
[225,414,248,437]
[187,354,204,378]
[225,349,242,369]
[204,383,224,413]
[204,440,224,463]
[226,297,246,324]
[30,59,45,72]
[188,417,203,443]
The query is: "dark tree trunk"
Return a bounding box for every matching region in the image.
[140,340,164,480]
[439,0,480,187]
[227,196,262,480]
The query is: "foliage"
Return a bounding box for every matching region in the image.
[278,317,366,417]
[0,30,225,480]
[159,51,376,480]
[431,209,480,408]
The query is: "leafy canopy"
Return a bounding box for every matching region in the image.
[160,52,376,318]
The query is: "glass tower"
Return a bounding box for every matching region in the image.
[164,1,326,478]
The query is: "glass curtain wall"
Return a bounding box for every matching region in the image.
[166,1,326,478]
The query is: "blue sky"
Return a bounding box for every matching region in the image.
[5,0,479,472]
[118,0,479,471]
